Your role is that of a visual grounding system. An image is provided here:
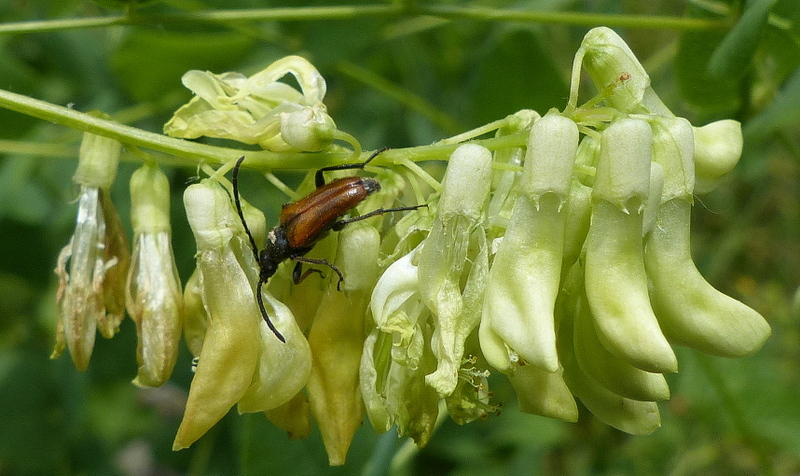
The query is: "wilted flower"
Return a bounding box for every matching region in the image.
[360,243,440,446]
[360,144,498,447]
[164,55,340,152]
[418,143,493,397]
[52,133,128,371]
[125,163,183,388]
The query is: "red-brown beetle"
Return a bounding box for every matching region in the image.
[232,149,425,342]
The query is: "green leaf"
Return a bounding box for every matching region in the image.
[676,5,742,116]
[110,29,254,102]
[471,28,568,124]
[708,0,777,79]
[743,66,800,140]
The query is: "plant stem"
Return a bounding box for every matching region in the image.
[415,5,729,31]
[0,88,527,171]
[0,5,729,36]
[0,88,319,169]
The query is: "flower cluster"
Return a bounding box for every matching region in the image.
[52,27,770,466]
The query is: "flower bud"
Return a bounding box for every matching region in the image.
[506,365,578,423]
[182,269,206,357]
[307,225,380,465]
[584,198,677,374]
[585,120,676,373]
[559,310,661,435]
[575,27,672,116]
[236,292,310,413]
[692,119,743,194]
[571,285,669,401]
[265,393,311,439]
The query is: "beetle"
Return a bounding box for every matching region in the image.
[232,149,425,342]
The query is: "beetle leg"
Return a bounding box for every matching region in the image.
[292,257,345,291]
[256,277,286,342]
[314,147,389,188]
[291,260,325,284]
[331,204,428,231]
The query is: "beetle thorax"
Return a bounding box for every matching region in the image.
[361,177,381,195]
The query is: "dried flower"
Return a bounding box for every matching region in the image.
[126,163,183,387]
[164,56,339,152]
[52,133,127,371]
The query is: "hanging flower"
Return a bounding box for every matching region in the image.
[52,133,128,372]
[174,178,310,450]
[125,163,183,388]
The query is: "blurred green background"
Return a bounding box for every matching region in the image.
[1,0,799,475]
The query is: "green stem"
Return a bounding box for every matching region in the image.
[415,5,730,31]
[0,88,527,171]
[0,88,325,169]
[0,6,402,35]
[0,139,76,158]
[0,5,729,36]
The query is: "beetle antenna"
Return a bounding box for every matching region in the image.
[257,278,286,342]
[232,156,260,262]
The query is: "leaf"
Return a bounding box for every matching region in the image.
[676,5,743,115]
[110,29,254,102]
[471,28,569,123]
[743,66,800,140]
[708,0,776,79]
